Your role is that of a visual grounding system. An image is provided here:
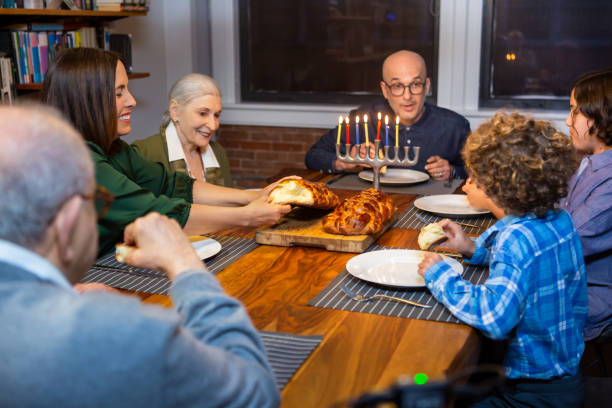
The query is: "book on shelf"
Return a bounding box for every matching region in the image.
[5,27,102,85]
[5,23,64,32]
[1,57,17,104]
[23,0,43,8]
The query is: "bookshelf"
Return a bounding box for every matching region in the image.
[0,8,149,96]
[0,9,147,21]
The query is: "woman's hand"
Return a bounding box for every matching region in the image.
[417,252,443,277]
[244,195,292,225]
[437,219,475,258]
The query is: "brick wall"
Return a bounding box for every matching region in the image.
[216,124,327,188]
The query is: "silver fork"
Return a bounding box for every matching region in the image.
[340,285,432,308]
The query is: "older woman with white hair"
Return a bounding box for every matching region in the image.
[133,73,233,187]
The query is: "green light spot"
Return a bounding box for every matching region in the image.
[414,373,428,385]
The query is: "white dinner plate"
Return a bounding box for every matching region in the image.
[192,238,222,260]
[358,168,430,185]
[346,249,463,288]
[413,194,491,217]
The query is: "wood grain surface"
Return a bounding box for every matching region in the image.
[131,171,480,408]
[255,205,397,253]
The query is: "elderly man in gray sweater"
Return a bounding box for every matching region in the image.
[0,105,279,408]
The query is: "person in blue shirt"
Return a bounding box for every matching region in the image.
[305,50,470,181]
[560,69,612,342]
[0,105,279,408]
[418,112,587,407]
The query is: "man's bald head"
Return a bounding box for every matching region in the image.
[380,50,431,126]
[0,105,94,249]
[382,50,427,83]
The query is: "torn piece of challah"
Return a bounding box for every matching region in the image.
[417,223,447,250]
[268,179,340,210]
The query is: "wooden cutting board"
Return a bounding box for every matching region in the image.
[255,207,397,253]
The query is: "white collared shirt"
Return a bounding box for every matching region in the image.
[0,239,74,291]
[165,122,220,181]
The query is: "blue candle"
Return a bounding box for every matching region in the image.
[384,115,389,146]
[355,116,360,145]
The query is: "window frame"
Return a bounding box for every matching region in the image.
[209,0,568,131]
[237,0,440,106]
[479,0,570,110]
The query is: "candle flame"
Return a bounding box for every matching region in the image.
[338,115,343,124]
[364,114,368,122]
[355,116,359,123]
[345,117,349,124]
[377,112,381,120]
[396,115,399,124]
[385,115,389,125]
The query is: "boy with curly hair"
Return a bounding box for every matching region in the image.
[418,112,587,407]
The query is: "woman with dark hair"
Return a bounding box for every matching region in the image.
[42,48,293,256]
[561,68,612,341]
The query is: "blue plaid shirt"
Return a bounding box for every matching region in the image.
[424,210,587,379]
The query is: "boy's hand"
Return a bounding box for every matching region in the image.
[437,219,476,258]
[417,253,443,277]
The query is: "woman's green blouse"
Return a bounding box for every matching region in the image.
[88,140,195,256]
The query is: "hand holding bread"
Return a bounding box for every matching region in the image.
[116,212,204,280]
[268,179,340,210]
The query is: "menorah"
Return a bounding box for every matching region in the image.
[335,140,421,190]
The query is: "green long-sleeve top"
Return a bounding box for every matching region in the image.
[88,140,195,257]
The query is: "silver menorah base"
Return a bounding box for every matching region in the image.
[335,140,421,190]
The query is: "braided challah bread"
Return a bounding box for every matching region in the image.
[323,188,395,235]
[268,179,340,210]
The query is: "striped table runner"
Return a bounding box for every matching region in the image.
[81,235,258,294]
[393,203,497,235]
[307,245,489,325]
[259,331,323,390]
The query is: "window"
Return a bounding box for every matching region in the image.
[239,0,439,105]
[480,0,612,109]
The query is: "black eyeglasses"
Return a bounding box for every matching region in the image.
[82,185,115,220]
[383,80,426,96]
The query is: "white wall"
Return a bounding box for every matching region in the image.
[110,0,196,143]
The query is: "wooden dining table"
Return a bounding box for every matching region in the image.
[126,169,481,407]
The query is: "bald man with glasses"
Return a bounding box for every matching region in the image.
[305,50,471,181]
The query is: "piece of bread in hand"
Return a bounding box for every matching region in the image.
[268,179,340,210]
[418,222,447,250]
[115,243,134,263]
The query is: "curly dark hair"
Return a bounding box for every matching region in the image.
[463,112,577,217]
[572,69,612,147]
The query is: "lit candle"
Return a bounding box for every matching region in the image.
[376,112,381,141]
[355,115,360,145]
[384,115,389,147]
[336,115,343,144]
[364,114,369,145]
[345,116,350,145]
[395,115,399,147]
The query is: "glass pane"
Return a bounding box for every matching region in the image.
[240,0,439,104]
[481,0,612,109]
